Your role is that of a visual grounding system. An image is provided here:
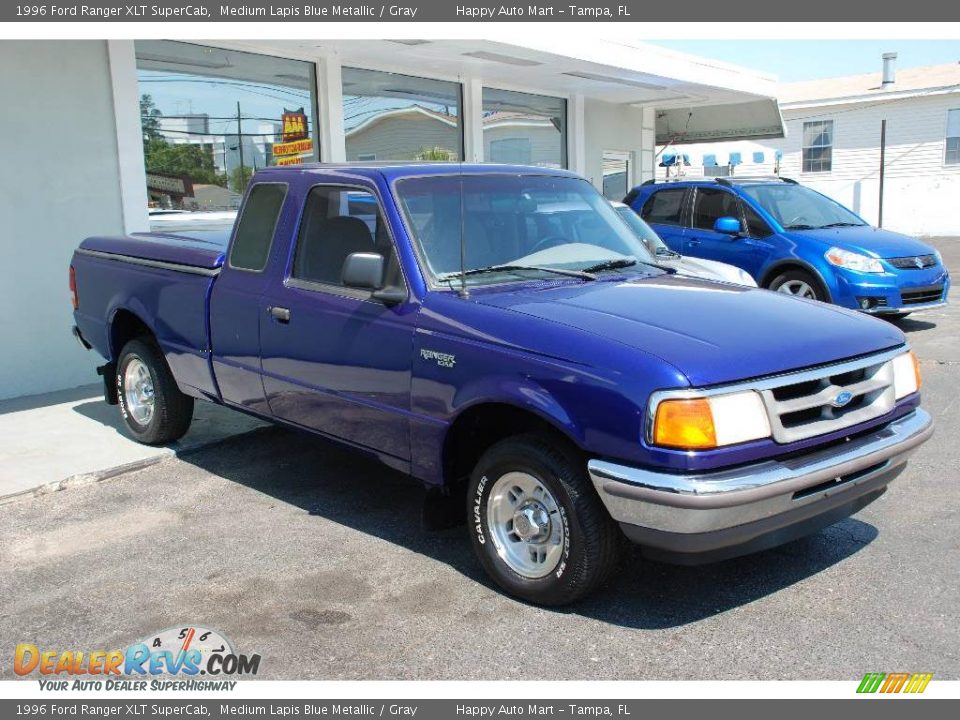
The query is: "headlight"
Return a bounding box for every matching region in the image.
[892,350,922,398]
[933,250,943,266]
[651,390,771,449]
[825,247,884,273]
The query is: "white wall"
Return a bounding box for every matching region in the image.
[0,41,125,400]
[659,93,960,236]
[583,99,652,193]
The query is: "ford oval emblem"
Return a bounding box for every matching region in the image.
[831,390,854,408]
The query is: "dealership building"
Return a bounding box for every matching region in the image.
[0,39,783,400]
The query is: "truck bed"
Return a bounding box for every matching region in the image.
[78,229,229,270]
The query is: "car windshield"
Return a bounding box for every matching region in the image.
[614,206,672,254]
[741,184,867,230]
[395,174,658,286]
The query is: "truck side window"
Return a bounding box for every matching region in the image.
[691,188,739,231]
[292,186,388,287]
[640,188,685,226]
[228,183,287,272]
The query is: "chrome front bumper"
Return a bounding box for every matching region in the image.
[865,300,948,315]
[588,409,933,559]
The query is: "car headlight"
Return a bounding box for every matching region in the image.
[892,350,922,399]
[651,390,771,449]
[933,250,943,266]
[825,247,885,273]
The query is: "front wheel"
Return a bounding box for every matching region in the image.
[116,338,194,445]
[768,269,825,302]
[467,434,623,606]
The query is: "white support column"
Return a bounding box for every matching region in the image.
[568,93,586,176]
[317,53,346,163]
[107,39,149,233]
[462,77,484,163]
[639,106,657,182]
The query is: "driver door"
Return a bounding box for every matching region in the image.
[258,182,417,463]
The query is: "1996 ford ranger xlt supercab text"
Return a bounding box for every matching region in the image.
[70,164,934,605]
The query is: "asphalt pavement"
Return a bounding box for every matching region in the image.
[1,239,957,681]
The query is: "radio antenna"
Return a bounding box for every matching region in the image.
[458,167,469,298]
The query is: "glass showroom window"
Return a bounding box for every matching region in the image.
[802,120,833,173]
[482,87,566,168]
[342,67,462,162]
[135,40,318,215]
[946,109,960,165]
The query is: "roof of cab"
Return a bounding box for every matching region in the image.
[254,162,581,182]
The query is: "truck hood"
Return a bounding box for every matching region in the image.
[788,225,935,259]
[473,274,904,387]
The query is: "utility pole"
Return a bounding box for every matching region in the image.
[878,119,887,228]
[236,101,246,191]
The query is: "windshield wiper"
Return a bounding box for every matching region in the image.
[655,247,681,258]
[581,257,639,273]
[784,223,816,230]
[437,264,597,283]
[818,222,865,228]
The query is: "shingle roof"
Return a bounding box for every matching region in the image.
[779,62,960,105]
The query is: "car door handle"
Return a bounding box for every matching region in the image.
[268,306,291,323]
[687,238,702,245]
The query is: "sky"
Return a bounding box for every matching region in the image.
[648,40,960,83]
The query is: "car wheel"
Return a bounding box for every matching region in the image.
[467,434,623,606]
[769,269,825,302]
[116,338,194,445]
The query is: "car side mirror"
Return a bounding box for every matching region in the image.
[342,252,385,290]
[713,216,744,236]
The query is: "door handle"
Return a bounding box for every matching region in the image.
[268,306,291,323]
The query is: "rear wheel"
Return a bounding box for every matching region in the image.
[467,434,623,606]
[116,338,193,445]
[768,269,825,302]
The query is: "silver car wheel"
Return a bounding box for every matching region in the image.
[777,279,817,299]
[486,471,565,579]
[124,356,155,426]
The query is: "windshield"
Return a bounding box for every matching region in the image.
[741,184,867,230]
[395,174,658,286]
[614,206,671,254]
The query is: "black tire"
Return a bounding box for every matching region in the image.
[116,338,193,445]
[467,433,623,606]
[767,269,826,302]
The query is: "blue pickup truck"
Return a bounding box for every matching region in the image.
[626,177,950,316]
[71,164,933,605]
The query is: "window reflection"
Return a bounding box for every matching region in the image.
[482,87,566,168]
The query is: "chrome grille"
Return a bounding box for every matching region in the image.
[888,254,937,270]
[759,354,896,444]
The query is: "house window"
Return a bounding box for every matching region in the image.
[946,109,960,165]
[482,87,566,169]
[342,67,462,162]
[802,120,833,173]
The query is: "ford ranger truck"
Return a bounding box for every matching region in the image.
[70,164,934,606]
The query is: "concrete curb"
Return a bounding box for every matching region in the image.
[0,426,271,507]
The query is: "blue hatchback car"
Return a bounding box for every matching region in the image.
[625,177,950,316]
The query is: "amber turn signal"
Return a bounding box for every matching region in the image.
[653,398,717,449]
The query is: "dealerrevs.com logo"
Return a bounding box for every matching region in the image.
[14,625,260,691]
[857,672,933,694]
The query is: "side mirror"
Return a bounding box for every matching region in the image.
[713,216,744,236]
[341,252,385,290]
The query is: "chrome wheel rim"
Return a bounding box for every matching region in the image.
[124,356,155,426]
[487,472,565,579]
[777,279,817,299]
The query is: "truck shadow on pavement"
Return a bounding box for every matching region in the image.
[163,424,878,630]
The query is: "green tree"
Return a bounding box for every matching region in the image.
[144,138,226,187]
[416,146,456,161]
[230,165,254,193]
[140,94,163,143]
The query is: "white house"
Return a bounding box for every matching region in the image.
[657,55,960,237]
[0,38,783,400]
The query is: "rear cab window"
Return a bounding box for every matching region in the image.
[640,188,686,226]
[228,183,288,271]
